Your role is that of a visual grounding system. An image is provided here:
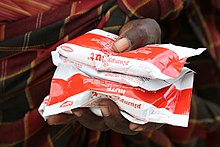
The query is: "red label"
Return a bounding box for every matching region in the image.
[60,46,74,52]
[60,101,74,107]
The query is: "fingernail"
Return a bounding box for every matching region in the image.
[134,127,144,131]
[113,38,130,53]
[129,123,139,130]
[129,123,144,131]
[72,110,82,117]
[100,106,110,117]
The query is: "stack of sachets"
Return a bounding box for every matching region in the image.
[39,29,206,127]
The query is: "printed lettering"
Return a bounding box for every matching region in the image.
[60,101,74,107]
[88,52,129,67]
[95,54,102,61]
[60,46,73,52]
[89,53,95,61]
[118,98,141,109]
[107,87,126,95]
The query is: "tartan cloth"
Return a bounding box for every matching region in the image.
[186,0,220,68]
[0,0,220,147]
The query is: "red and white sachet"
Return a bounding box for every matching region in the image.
[52,54,193,91]
[39,62,194,127]
[55,29,205,80]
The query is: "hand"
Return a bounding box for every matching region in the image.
[112,18,161,52]
[98,99,163,134]
[47,99,162,135]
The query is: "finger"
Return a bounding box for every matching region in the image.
[47,113,76,125]
[129,122,163,132]
[72,108,109,131]
[113,18,161,52]
[112,37,131,53]
[100,100,138,135]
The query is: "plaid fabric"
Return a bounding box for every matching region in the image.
[186,0,220,68]
[0,0,220,147]
[161,1,220,146]
[0,0,70,22]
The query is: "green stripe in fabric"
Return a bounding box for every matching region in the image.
[0,19,64,49]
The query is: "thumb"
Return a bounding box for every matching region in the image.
[112,37,131,53]
[112,18,161,53]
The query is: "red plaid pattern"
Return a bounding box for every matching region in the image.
[0,0,220,147]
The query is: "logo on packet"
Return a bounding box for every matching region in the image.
[60,101,74,107]
[60,46,73,52]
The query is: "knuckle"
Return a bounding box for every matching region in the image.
[47,120,57,125]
